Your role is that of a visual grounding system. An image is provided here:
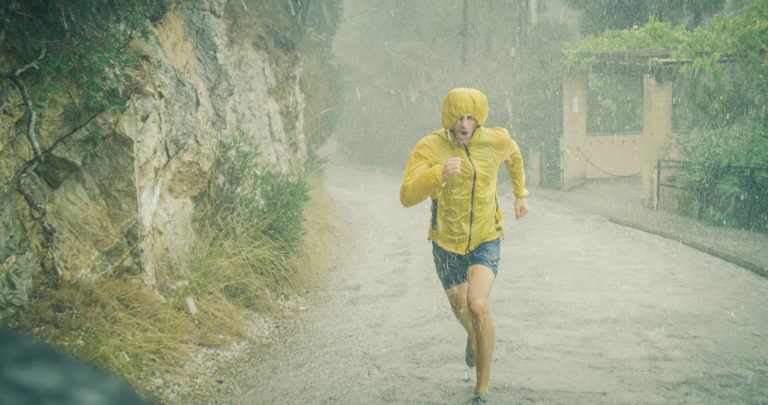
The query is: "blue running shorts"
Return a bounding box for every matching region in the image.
[432,238,500,289]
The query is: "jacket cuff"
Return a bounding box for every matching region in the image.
[432,164,446,187]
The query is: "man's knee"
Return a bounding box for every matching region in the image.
[467,297,488,319]
[450,300,466,314]
[445,284,468,316]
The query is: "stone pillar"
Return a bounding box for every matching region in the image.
[641,74,673,207]
[561,75,587,190]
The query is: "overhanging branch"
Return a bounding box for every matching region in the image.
[2,49,65,279]
[16,161,61,278]
[10,110,104,280]
[5,49,46,161]
[13,48,46,76]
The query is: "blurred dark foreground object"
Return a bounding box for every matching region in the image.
[0,328,153,405]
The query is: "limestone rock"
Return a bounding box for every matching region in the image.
[0,1,317,315]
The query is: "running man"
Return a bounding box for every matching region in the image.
[400,88,529,404]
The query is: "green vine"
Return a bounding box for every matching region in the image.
[564,1,767,87]
[563,19,684,72]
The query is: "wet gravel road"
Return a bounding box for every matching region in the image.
[204,164,768,404]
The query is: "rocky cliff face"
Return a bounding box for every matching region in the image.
[0,0,328,315]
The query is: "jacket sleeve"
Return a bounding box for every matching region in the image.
[503,137,530,199]
[400,140,445,207]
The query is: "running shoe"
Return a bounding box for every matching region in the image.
[471,393,488,404]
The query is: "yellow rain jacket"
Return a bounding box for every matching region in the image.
[400,88,529,255]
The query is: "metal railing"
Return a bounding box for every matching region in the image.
[655,160,688,211]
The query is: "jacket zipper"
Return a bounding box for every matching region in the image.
[494,195,502,231]
[431,199,438,230]
[463,144,477,254]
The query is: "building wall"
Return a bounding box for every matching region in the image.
[561,74,675,207]
[580,133,644,179]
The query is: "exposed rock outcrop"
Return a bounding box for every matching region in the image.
[0,0,334,315]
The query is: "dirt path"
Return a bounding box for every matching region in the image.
[206,163,768,404]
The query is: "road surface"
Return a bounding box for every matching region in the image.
[206,164,768,404]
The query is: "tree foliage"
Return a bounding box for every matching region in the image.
[570,0,732,33]
[0,0,173,115]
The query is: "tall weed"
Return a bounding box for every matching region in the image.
[188,137,311,310]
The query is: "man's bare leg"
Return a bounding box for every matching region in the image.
[467,264,495,396]
[445,282,476,370]
[445,283,473,335]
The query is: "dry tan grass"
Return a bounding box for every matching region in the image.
[15,279,194,387]
[9,176,340,401]
[288,175,341,288]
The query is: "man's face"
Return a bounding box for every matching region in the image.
[452,115,477,145]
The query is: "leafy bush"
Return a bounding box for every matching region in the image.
[678,125,768,231]
[184,132,312,311]
[564,1,768,130]
[256,170,310,254]
[203,139,309,254]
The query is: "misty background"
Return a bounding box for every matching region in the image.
[333,0,574,185]
[329,0,756,189]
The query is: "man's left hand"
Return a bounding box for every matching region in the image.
[514,197,529,220]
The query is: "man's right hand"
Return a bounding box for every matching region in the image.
[442,157,463,182]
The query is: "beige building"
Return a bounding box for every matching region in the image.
[559,57,682,208]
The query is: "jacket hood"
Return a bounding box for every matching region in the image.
[441,88,489,129]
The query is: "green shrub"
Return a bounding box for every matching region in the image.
[189,133,311,311]
[257,170,309,254]
[1,0,173,116]
[202,138,309,253]
[678,124,768,231]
